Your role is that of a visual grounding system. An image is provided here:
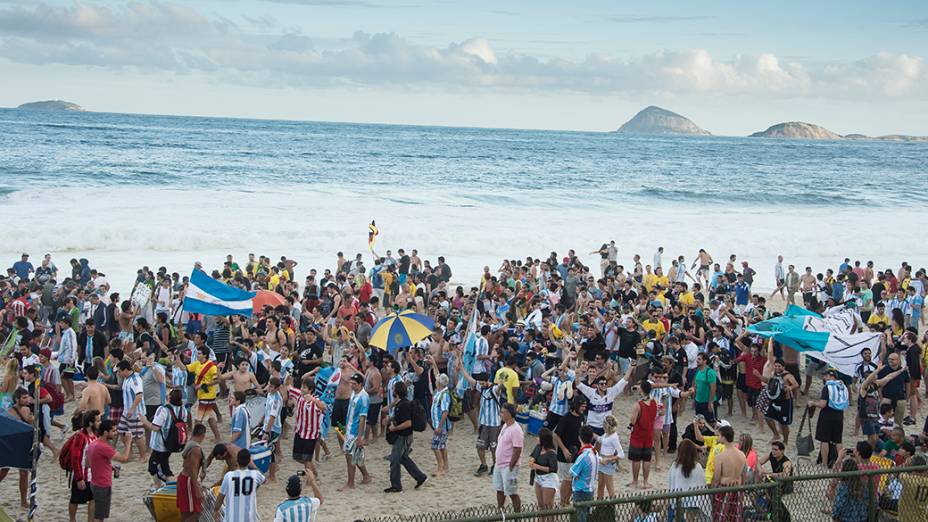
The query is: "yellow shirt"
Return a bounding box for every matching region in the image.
[269,274,281,292]
[643,273,658,292]
[641,319,666,340]
[494,367,520,404]
[899,473,928,519]
[654,275,669,289]
[868,313,889,326]
[382,272,395,294]
[704,440,724,485]
[187,360,218,401]
[680,292,696,307]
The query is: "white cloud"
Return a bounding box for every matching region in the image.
[0,1,925,100]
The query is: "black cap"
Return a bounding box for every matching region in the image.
[350,374,364,384]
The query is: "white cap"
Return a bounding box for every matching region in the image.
[717,419,731,428]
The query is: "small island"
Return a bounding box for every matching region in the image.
[615,106,710,136]
[749,122,841,140]
[16,100,85,112]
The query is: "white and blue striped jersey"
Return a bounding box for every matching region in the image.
[230,404,251,449]
[274,496,321,522]
[170,365,188,405]
[122,373,145,418]
[548,375,572,416]
[431,387,451,431]
[385,375,402,417]
[220,469,266,522]
[264,391,283,434]
[478,384,502,427]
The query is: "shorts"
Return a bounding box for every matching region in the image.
[599,461,616,476]
[764,400,793,426]
[719,382,734,401]
[746,388,760,408]
[148,450,173,481]
[861,419,879,437]
[107,406,122,422]
[60,363,76,377]
[589,426,604,436]
[176,473,202,514]
[476,424,502,450]
[90,485,112,519]
[493,464,519,495]
[557,463,572,482]
[332,398,350,428]
[368,401,382,426]
[194,400,217,423]
[117,414,145,439]
[343,436,365,466]
[535,472,559,490]
[69,477,94,505]
[805,358,826,377]
[628,445,653,462]
[292,434,317,463]
[736,374,748,394]
[431,430,448,450]
[815,413,844,444]
[461,389,476,414]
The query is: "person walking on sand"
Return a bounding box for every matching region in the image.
[85,419,134,522]
[430,373,452,477]
[177,423,207,522]
[339,373,371,490]
[384,381,427,492]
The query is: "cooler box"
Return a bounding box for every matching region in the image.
[250,443,273,473]
[527,411,545,436]
[515,412,530,425]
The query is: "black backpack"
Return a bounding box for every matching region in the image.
[411,400,427,432]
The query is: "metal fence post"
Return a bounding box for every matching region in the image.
[770,478,783,521]
[866,472,877,522]
[672,498,683,522]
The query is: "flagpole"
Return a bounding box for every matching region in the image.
[27,367,41,522]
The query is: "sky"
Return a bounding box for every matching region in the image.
[0,0,926,135]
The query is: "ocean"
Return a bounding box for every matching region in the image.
[1,108,925,293]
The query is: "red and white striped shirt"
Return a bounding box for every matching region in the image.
[288,387,322,440]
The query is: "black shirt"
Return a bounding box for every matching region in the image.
[530,446,558,475]
[878,365,909,400]
[554,412,583,462]
[905,346,922,380]
[682,423,714,447]
[398,255,411,275]
[392,399,414,437]
[617,329,641,359]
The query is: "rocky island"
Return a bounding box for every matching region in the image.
[749,122,841,140]
[615,106,710,135]
[16,100,85,112]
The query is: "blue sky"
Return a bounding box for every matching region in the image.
[1,0,926,134]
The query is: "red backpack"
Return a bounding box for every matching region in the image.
[59,431,88,474]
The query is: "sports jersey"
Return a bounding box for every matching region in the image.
[478,384,502,427]
[345,388,369,438]
[288,387,322,439]
[264,391,283,434]
[187,360,218,401]
[220,469,266,522]
[649,383,681,425]
[171,365,189,405]
[230,404,251,449]
[122,372,145,418]
[385,375,402,417]
[548,373,574,416]
[431,387,452,432]
[149,404,184,452]
[576,378,628,428]
[570,446,599,493]
[274,496,321,522]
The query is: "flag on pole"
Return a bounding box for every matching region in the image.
[183,269,256,317]
[368,220,379,252]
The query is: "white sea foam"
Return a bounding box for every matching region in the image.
[0,186,924,296]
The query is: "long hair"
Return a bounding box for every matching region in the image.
[840,459,863,499]
[675,439,698,478]
[538,427,555,451]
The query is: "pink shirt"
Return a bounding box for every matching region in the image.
[86,439,116,488]
[494,422,524,467]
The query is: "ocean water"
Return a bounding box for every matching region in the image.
[1,108,926,293]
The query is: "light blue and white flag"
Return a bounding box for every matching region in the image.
[183,269,256,316]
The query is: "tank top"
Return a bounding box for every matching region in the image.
[630,399,657,448]
[365,369,382,404]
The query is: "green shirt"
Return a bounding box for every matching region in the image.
[694,367,717,403]
[69,306,81,331]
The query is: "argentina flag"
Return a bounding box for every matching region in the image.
[183,269,256,316]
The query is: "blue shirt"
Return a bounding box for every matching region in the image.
[570,447,598,493]
[477,384,501,427]
[345,389,369,438]
[12,260,33,281]
[734,281,750,305]
[548,375,572,416]
[265,391,283,434]
[231,404,251,448]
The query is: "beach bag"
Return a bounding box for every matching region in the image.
[161,406,187,453]
[796,409,814,457]
[825,380,849,411]
[43,382,64,414]
[411,400,427,432]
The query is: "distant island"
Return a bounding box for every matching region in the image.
[749,121,928,141]
[615,106,710,136]
[16,100,85,112]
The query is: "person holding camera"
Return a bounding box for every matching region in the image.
[85,419,134,521]
[274,471,323,522]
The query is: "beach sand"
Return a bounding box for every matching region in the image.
[2,295,923,522]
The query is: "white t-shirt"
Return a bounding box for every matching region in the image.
[684,342,699,370]
[598,432,625,462]
[220,469,266,522]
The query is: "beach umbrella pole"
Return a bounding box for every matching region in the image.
[27,374,40,521]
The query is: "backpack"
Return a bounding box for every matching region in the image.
[185,314,202,335]
[58,431,86,473]
[161,406,188,453]
[826,380,849,411]
[43,383,64,414]
[411,400,427,432]
[766,375,784,402]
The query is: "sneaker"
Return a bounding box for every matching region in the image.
[474,464,488,477]
[384,487,402,493]
[903,416,916,426]
[415,478,427,489]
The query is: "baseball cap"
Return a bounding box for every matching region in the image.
[717,419,731,428]
[350,374,364,384]
[39,348,52,359]
[562,257,569,263]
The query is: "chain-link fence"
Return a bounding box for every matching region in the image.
[364,464,928,522]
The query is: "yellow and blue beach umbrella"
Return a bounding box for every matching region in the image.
[369,310,435,353]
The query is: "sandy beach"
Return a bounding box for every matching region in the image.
[1,293,922,522]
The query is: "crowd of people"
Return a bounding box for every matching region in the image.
[0,246,927,522]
